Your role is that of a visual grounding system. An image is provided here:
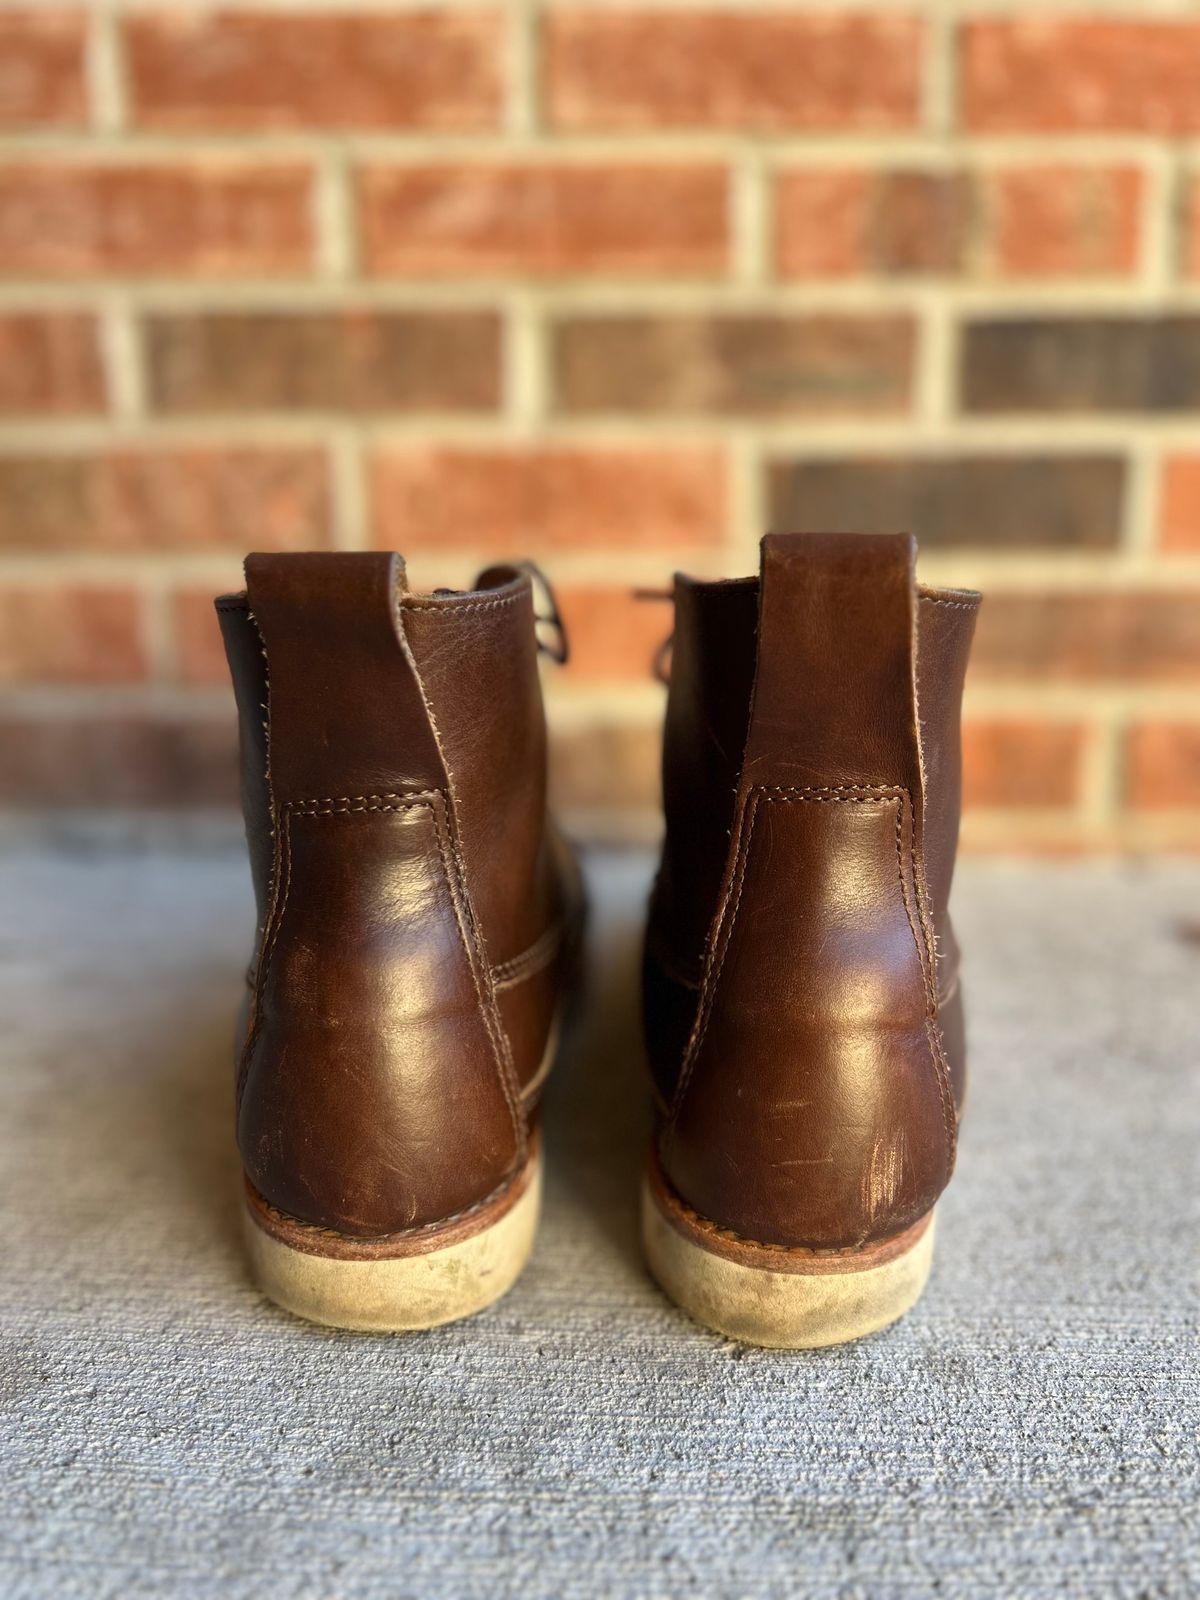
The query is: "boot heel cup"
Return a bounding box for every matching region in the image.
[641,1155,935,1349]
[242,1139,542,1333]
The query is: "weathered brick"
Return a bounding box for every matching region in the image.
[775,169,969,278]
[962,721,1086,809]
[126,10,503,131]
[172,589,230,687]
[1125,723,1200,808]
[0,311,104,413]
[991,166,1141,278]
[0,11,86,128]
[360,163,729,278]
[372,444,727,553]
[1159,456,1200,552]
[961,318,1200,414]
[146,311,501,414]
[556,586,673,681]
[962,20,1200,133]
[774,165,1140,280]
[0,446,330,551]
[0,161,313,277]
[553,314,914,416]
[550,722,660,813]
[545,10,922,132]
[0,585,145,684]
[0,714,238,805]
[769,454,1124,550]
[971,593,1200,682]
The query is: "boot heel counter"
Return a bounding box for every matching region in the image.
[664,785,954,1251]
[237,791,523,1238]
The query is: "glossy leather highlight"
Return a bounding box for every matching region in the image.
[217,552,579,1239]
[644,533,980,1251]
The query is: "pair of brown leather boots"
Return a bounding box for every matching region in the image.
[216,532,979,1349]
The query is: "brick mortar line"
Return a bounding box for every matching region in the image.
[313,149,356,280]
[962,687,1200,717]
[4,282,1200,312]
[730,433,765,565]
[97,292,145,420]
[1141,145,1180,294]
[504,289,548,427]
[923,0,956,141]
[958,814,1200,846]
[86,5,124,135]
[137,577,180,688]
[5,132,1200,163]
[1076,714,1123,830]
[731,156,768,285]
[7,683,1200,722]
[329,428,368,551]
[1123,439,1162,560]
[5,415,1200,453]
[506,0,539,139]
[915,296,953,427]
[546,686,1200,722]
[4,548,1200,587]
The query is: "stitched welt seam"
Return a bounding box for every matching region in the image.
[493,920,565,990]
[428,796,527,1164]
[238,802,291,1112]
[894,801,958,1172]
[668,786,762,1137]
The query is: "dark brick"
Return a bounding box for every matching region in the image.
[972,593,1200,681]
[866,171,972,274]
[962,317,1200,413]
[769,454,1125,549]
[0,714,238,805]
[553,314,914,416]
[145,310,502,413]
[549,722,660,812]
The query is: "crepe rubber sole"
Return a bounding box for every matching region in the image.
[243,1139,542,1333]
[642,1155,935,1349]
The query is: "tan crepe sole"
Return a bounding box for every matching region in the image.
[642,1159,935,1349]
[243,1141,542,1333]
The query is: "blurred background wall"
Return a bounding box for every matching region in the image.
[0,2,1198,851]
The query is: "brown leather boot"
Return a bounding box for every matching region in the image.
[215,553,582,1331]
[641,532,980,1347]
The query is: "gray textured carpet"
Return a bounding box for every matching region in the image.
[1,845,1197,1599]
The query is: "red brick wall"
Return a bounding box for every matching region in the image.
[1,5,1199,851]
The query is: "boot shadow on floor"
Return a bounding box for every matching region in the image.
[538,848,655,1266]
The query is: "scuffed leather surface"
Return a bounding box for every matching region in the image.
[647,533,979,1250]
[239,796,521,1235]
[219,552,573,1236]
[666,788,954,1249]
